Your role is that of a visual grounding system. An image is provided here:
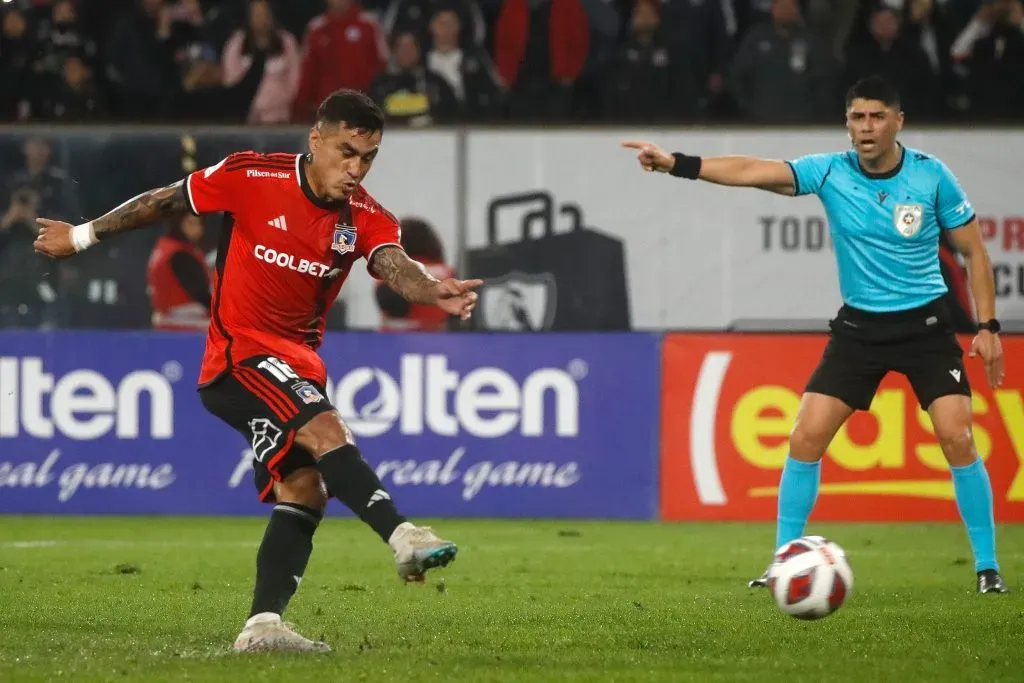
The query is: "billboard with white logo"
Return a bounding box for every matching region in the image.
[0,331,661,518]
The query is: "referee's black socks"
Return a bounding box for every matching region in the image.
[316,444,408,543]
[250,502,322,619]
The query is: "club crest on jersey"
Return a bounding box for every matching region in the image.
[332,226,357,254]
[291,381,324,405]
[894,203,924,237]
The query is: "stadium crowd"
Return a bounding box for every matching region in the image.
[1,0,1022,125]
[0,0,1021,331]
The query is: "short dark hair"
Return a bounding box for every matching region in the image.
[315,89,385,133]
[845,75,901,110]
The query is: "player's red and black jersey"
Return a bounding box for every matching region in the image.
[184,151,402,387]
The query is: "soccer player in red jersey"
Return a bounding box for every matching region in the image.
[33,90,481,653]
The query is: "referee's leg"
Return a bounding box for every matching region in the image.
[906,338,1008,593]
[749,336,880,588]
[779,336,884,549]
[779,392,853,546]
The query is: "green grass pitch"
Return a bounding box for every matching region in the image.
[0,517,1021,682]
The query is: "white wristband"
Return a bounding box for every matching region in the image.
[70,222,98,252]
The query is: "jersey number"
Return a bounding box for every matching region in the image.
[258,357,299,384]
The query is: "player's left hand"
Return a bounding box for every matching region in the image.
[969,330,1004,388]
[434,278,483,320]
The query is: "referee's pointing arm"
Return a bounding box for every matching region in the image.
[621,140,797,196]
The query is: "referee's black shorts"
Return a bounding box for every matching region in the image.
[805,297,972,411]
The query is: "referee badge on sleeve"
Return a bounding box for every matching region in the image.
[894,203,923,237]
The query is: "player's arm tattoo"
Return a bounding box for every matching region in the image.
[93,181,190,241]
[370,247,441,304]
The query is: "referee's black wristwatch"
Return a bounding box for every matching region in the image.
[978,319,1002,334]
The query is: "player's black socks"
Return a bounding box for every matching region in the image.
[316,444,407,543]
[249,502,322,618]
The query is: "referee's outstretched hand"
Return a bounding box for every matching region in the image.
[969,330,1004,388]
[622,140,676,174]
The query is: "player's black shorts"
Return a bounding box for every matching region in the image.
[199,355,334,503]
[805,297,972,411]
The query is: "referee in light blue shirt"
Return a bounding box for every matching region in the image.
[625,76,1008,595]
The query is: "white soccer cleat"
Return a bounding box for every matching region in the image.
[232,613,331,653]
[389,522,458,583]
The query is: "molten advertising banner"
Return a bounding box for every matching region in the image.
[661,334,1024,522]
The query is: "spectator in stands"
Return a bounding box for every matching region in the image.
[805,0,859,61]
[0,184,56,329]
[370,30,460,125]
[107,0,178,119]
[898,0,956,112]
[166,0,208,34]
[147,214,211,332]
[35,0,97,80]
[493,0,590,120]
[222,0,301,124]
[844,5,940,120]
[165,0,219,81]
[958,0,1024,120]
[571,0,619,117]
[157,0,243,54]
[728,0,836,123]
[35,51,109,120]
[903,0,954,66]
[0,5,34,120]
[271,1,323,44]
[424,6,503,119]
[4,137,81,224]
[176,43,232,120]
[732,0,773,36]
[375,216,455,331]
[291,0,388,123]
[657,0,736,111]
[602,0,702,121]
[382,0,487,50]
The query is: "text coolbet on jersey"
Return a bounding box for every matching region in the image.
[184,151,402,387]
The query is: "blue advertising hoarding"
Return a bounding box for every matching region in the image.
[0,332,660,519]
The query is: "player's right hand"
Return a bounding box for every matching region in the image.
[621,140,675,174]
[33,219,76,259]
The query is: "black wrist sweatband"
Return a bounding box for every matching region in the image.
[669,153,702,179]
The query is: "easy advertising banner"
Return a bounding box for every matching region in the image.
[660,333,1024,522]
[0,331,662,519]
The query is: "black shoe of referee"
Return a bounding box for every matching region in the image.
[747,568,770,589]
[977,569,1009,594]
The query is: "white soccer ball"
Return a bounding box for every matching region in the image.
[768,535,854,620]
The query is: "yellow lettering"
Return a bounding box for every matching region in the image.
[915,394,992,471]
[829,390,904,470]
[732,386,799,470]
[994,390,1024,501]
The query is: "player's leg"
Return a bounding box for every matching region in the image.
[198,371,331,652]
[245,466,326,622]
[749,335,881,588]
[233,464,333,652]
[293,410,457,582]
[904,335,1008,594]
